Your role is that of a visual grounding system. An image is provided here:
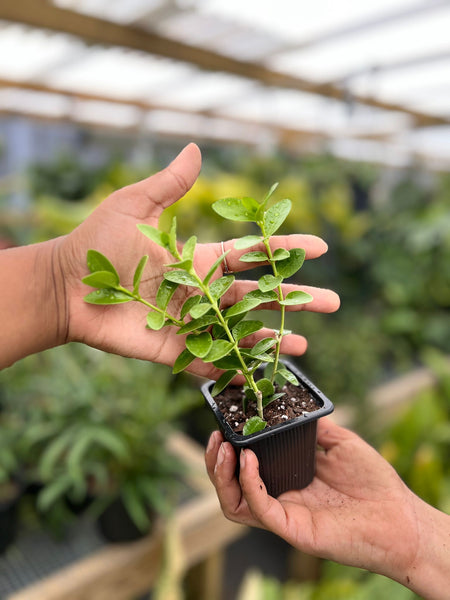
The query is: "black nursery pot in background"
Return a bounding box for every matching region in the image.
[202,361,334,497]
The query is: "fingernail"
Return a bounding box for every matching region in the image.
[206,431,218,454]
[216,443,226,466]
[240,449,246,469]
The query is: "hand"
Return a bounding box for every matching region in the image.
[57,143,339,379]
[205,418,450,598]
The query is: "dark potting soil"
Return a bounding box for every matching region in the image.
[215,382,320,434]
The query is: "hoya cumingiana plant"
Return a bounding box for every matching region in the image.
[82,183,313,435]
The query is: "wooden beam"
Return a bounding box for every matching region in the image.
[0,0,449,129]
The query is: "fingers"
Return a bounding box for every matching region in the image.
[223,280,340,314]
[205,433,257,526]
[219,234,328,273]
[113,143,202,220]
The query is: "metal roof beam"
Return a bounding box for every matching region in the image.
[0,0,449,128]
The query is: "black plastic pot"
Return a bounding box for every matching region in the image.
[0,480,23,554]
[202,360,334,497]
[96,497,153,543]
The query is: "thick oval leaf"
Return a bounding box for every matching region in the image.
[243,416,267,436]
[204,251,230,285]
[168,217,178,257]
[262,392,285,408]
[82,270,119,288]
[257,378,274,398]
[203,340,234,363]
[133,255,149,294]
[164,270,200,287]
[226,297,262,318]
[244,289,278,303]
[209,276,234,301]
[212,197,260,222]
[279,291,313,306]
[211,370,238,396]
[146,311,165,330]
[182,235,197,262]
[212,355,242,370]
[272,248,290,261]
[177,315,218,335]
[190,302,213,319]
[180,295,201,319]
[86,250,119,277]
[250,337,277,355]
[232,320,263,341]
[156,279,178,310]
[234,235,262,250]
[276,248,306,279]
[137,224,169,249]
[263,199,292,236]
[84,289,133,304]
[276,366,299,386]
[239,251,268,263]
[258,274,283,292]
[186,332,213,358]
[173,348,196,374]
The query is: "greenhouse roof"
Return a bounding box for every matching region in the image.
[1,0,450,169]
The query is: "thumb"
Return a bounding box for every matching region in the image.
[114,143,202,220]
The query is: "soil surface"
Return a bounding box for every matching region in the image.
[215,382,321,434]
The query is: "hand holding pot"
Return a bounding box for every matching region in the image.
[0,144,339,371]
[206,417,450,600]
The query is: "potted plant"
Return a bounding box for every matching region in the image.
[18,346,200,541]
[82,183,334,497]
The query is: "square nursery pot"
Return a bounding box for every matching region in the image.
[202,360,334,497]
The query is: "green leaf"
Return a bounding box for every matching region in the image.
[180,295,201,319]
[122,484,150,532]
[186,332,212,358]
[250,337,277,355]
[239,251,268,263]
[263,182,279,205]
[212,196,260,222]
[86,249,119,277]
[279,291,313,306]
[234,235,262,250]
[133,255,149,294]
[84,289,133,304]
[211,370,238,396]
[177,315,218,335]
[146,311,165,330]
[173,348,196,374]
[82,271,119,288]
[225,297,262,318]
[182,235,197,262]
[276,248,306,279]
[212,355,242,370]
[232,320,263,341]
[190,302,213,319]
[272,248,290,261]
[164,270,200,287]
[164,259,193,270]
[263,198,292,236]
[156,279,178,310]
[137,224,169,249]
[38,475,73,511]
[276,366,299,386]
[258,274,283,292]
[262,392,285,408]
[256,378,274,398]
[204,251,230,286]
[203,340,234,363]
[243,416,267,436]
[244,289,278,303]
[168,216,178,257]
[209,276,234,301]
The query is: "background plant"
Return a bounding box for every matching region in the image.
[83,184,313,434]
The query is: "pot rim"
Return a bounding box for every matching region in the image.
[201,359,334,446]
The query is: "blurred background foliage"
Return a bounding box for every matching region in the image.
[1,145,449,595]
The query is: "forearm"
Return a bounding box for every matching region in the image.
[0,237,67,369]
[390,494,450,599]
